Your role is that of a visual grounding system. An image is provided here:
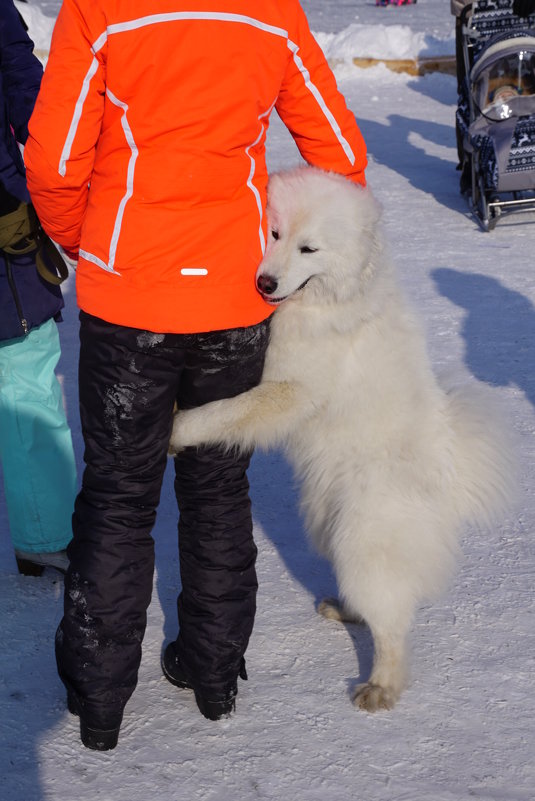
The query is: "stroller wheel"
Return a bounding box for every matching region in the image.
[471,169,493,231]
[487,195,501,231]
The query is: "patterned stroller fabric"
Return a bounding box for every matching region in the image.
[458,0,535,193]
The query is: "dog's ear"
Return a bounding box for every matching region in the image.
[347,184,387,291]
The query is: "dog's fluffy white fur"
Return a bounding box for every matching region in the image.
[170,167,516,711]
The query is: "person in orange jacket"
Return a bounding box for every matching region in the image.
[25,0,367,751]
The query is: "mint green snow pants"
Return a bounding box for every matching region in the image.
[0,318,77,553]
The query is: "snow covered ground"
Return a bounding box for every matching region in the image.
[1,2,534,800]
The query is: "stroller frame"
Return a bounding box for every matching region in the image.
[460,0,535,230]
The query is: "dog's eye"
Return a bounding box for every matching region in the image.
[271,230,279,240]
[300,245,317,254]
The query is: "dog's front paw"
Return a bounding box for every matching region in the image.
[352,682,398,712]
[168,439,184,456]
[169,411,197,454]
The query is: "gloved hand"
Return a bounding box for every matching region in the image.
[512,0,535,17]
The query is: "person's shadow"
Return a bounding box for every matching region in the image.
[0,571,67,801]
[357,112,464,212]
[432,268,535,409]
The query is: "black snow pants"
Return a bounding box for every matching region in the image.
[56,311,270,729]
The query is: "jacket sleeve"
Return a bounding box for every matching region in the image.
[24,0,107,257]
[277,5,367,186]
[0,1,43,144]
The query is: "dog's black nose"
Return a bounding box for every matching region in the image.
[257,274,278,295]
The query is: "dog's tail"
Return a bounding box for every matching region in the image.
[442,378,518,528]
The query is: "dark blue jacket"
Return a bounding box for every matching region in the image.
[0,1,63,341]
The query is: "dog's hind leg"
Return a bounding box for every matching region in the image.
[332,555,413,712]
[317,598,365,625]
[351,623,409,712]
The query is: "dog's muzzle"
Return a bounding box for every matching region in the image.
[257,273,314,304]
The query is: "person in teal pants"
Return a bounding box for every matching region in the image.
[0,0,76,575]
[0,319,77,574]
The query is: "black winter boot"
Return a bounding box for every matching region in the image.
[67,693,122,751]
[161,642,243,721]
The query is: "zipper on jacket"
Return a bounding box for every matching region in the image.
[5,256,29,335]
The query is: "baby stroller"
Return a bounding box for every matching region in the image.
[457,0,535,230]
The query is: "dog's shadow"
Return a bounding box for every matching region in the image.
[357,113,463,212]
[248,449,375,693]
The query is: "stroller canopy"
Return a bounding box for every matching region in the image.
[470,33,535,122]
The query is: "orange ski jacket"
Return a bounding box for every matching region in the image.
[25,0,367,333]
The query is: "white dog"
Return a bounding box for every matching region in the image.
[169,167,515,712]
